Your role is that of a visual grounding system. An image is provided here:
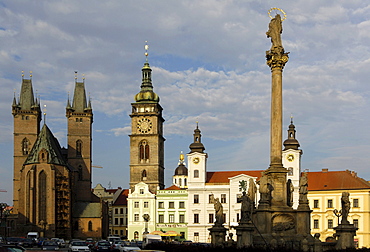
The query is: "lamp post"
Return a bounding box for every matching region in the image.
[0,203,8,238]
[143,214,150,236]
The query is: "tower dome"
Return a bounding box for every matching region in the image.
[283,117,300,150]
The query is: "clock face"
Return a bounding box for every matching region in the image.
[286,154,294,162]
[193,157,200,164]
[137,118,152,133]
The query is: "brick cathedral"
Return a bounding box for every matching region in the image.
[11,74,108,239]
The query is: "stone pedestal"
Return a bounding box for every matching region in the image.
[235,223,255,248]
[208,226,228,247]
[334,224,357,249]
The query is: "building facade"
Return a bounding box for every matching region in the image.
[11,75,107,239]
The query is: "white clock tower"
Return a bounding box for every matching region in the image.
[282,117,302,209]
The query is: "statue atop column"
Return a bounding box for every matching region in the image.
[299,172,308,204]
[266,8,289,68]
[341,192,350,224]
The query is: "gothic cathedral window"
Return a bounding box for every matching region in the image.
[139,140,149,162]
[76,140,82,157]
[22,138,30,155]
[38,171,47,223]
[141,170,147,181]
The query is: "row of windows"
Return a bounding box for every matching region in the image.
[313,198,359,208]
[313,219,359,229]
[114,208,128,215]
[193,194,227,204]
[158,214,185,223]
[134,201,149,208]
[113,217,127,225]
[193,213,226,224]
[158,201,185,209]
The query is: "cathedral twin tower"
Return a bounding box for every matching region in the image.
[11,55,166,238]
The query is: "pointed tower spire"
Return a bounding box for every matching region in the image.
[66,92,72,109]
[283,115,300,150]
[134,41,160,103]
[70,71,88,112]
[189,121,205,153]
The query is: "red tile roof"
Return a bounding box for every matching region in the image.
[164,185,181,190]
[113,189,129,205]
[206,170,264,184]
[307,170,370,191]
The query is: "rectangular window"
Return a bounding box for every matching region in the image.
[327,199,333,208]
[179,214,185,223]
[158,202,164,209]
[114,218,118,225]
[194,214,199,223]
[179,201,185,208]
[140,189,144,194]
[115,208,118,214]
[169,214,175,223]
[314,219,319,229]
[144,201,149,208]
[314,200,319,208]
[236,213,240,222]
[221,194,227,203]
[194,232,199,242]
[328,219,333,229]
[169,202,175,208]
[134,214,139,222]
[209,214,214,224]
[223,213,226,223]
[158,214,164,223]
[353,219,359,229]
[120,218,124,225]
[120,208,124,214]
[353,199,359,208]
[194,194,199,204]
[134,202,139,208]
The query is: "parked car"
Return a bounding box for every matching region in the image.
[51,238,66,248]
[0,245,26,252]
[92,240,113,252]
[69,241,90,252]
[42,240,59,251]
[86,238,95,247]
[19,238,34,248]
[6,238,23,246]
[113,241,140,252]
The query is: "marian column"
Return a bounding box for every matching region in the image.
[265,10,290,207]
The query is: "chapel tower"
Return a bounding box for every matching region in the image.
[129,45,165,193]
[66,74,93,201]
[12,72,41,214]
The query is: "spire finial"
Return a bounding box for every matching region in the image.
[21,71,24,79]
[144,41,149,62]
[196,121,199,129]
[74,71,78,81]
[29,71,32,79]
[43,104,47,124]
[290,113,293,124]
[178,151,185,165]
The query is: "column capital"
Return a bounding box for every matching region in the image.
[266,49,289,70]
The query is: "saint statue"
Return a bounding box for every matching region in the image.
[248,178,257,204]
[287,179,294,207]
[341,192,350,224]
[266,14,283,52]
[299,172,308,203]
[240,191,252,223]
[214,197,223,226]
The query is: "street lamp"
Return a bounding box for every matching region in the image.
[0,203,8,238]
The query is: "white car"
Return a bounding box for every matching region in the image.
[113,241,140,252]
[69,241,90,252]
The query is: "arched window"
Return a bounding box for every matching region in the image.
[38,171,47,222]
[179,178,182,186]
[22,138,30,155]
[134,231,139,240]
[141,170,147,181]
[88,221,93,232]
[139,140,149,161]
[184,178,187,186]
[39,149,48,163]
[194,170,199,178]
[76,140,82,157]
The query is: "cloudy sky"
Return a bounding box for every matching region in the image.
[1,1,370,204]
